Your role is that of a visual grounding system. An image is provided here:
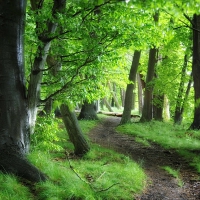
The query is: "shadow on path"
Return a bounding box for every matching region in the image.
[89,117,200,200]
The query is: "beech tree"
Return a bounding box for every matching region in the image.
[189,14,200,129]
[0,0,46,182]
[120,50,141,124]
[60,104,90,155]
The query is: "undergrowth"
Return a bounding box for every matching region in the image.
[0,114,146,200]
[117,120,200,174]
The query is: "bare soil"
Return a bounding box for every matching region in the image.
[89,116,200,200]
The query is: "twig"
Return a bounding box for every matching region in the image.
[96,183,120,193]
[96,172,106,181]
[65,151,89,184]
[65,151,120,193]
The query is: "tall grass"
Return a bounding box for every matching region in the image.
[0,115,147,200]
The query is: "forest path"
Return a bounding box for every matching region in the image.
[89,116,200,200]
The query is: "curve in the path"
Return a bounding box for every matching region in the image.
[89,117,200,200]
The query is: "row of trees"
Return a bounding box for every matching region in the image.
[1,0,200,183]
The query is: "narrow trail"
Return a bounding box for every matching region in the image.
[89,117,200,200]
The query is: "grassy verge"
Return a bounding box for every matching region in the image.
[117,120,200,174]
[0,115,146,200]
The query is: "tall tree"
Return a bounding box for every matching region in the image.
[120,50,141,124]
[140,48,158,122]
[189,14,200,129]
[140,12,159,122]
[27,0,66,133]
[174,55,189,124]
[0,0,46,182]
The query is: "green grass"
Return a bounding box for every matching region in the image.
[117,120,200,173]
[0,114,147,200]
[162,166,183,187]
[0,173,33,200]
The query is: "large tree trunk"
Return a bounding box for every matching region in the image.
[78,101,99,120]
[189,14,200,129]
[0,0,46,182]
[27,0,66,134]
[120,50,141,124]
[140,12,159,122]
[140,47,157,122]
[60,104,90,156]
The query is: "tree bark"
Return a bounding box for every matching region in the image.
[120,50,141,124]
[140,12,159,122]
[78,101,99,120]
[27,0,66,134]
[0,0,46,182]
[140,47,157,122]
[120,88,126,107]
[189,14,200,129]
[174,55,188,124]
[163,95,170,121]
[60,104,90,156]
[137,73,145,115]
[153,94,164,121]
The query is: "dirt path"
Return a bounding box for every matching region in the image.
[89,117,200,200]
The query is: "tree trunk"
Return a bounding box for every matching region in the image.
[39,97,53,116]
[153,94,164,121]
[140,47,157,122]
[120,50,141,124]
[0,0,46,182]
[103,97,114,112]
[137,73,145,115]
[78,101,99,120]
[163,95,170,121]
[108,82,121,109]
[189,14,200,129]
[174,55,188,124]
[120,88,126,107]
[27,0,66,134]
[60,104,90,156]
[140,12,159,122]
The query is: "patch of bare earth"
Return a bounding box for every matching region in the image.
[89,116,200,200]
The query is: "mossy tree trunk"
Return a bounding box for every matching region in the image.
[60,104,90,156]
[0,0,46,182]
[120,50,141,124]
